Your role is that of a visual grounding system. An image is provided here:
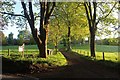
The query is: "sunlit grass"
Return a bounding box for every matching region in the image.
[3,50,67,67]
[1,44,119,65]
[72,49,118,62]
[1,44,67,66]
[72,44,118,52]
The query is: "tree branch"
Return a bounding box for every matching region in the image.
[29,2,34,21]
[21,2,35,31]
[0,12,25,17]
[21,2,30,20]
[84,2,92,28]
[44,2,50,24]
[98,6,104,14]
[40,2,45,31]
[54,10,68,26]
[93,2,97,31]
[88,2,93,21]
[96,2,117,25]
[48,2,55,18]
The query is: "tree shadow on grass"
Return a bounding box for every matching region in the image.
[2,57,32,73]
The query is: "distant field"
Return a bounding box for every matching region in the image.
[2,45,38,50]
[1,44,118,53]
[72,44,118,52]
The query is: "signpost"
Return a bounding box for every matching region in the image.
[18,43,25,57]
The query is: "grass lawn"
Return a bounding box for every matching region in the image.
[1,44,67,68]
[1,44,119,64]
[1,44,119,73]
[72,44,118,52]
[3,51,67,67]
[72,44,119,62]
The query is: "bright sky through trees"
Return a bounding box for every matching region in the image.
[2,1,119,39]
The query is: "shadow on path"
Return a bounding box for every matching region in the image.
[1,49,120,79]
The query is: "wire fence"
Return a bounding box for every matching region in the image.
[73,49,118,62]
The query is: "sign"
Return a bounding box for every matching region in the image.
[19,46,24,52]
[18,43,25,52]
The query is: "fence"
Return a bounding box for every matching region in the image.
[1,49,53,58]
[73,49,118,62]
[1,49,39,58]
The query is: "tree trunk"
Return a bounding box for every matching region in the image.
[90,29,96,57]
[67,26,71,51]
[55,36,58,54]
[39,41,47,58]
[31,28,47,58]
[21,2,55,58]
[38,24,49,58]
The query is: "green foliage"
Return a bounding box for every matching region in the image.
[17,29,31,45]
[96,2,118,37]
[2,37,7,45]
[49,17,64,47]
[7,32,14,45]
[54,2,89,40]
[98,38,119,46]
[0,1,16,29]
[102,38,110,45]
[29,35,36,45]
[108,38,118,45]
[0,31,7,45]
[49,2,89,49]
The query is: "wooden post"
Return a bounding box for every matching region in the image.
[103,52,105,61]
[8,49,10,56]
[87,52,89,56]
[47,50,49,55]
[22,51,24,58]
[84,51,86,56]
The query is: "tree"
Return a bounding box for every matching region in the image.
[0,31,7,45]
[0,1,16,30]
[17,29,31,45]
[7,32,14,45]
[29,34,36,45]
[54,2,88,51]
[48,15,65,53]
[17,31,24,45]
[84,1,118,57]
[1,1,55,58]
[21,1,55,58]
[0,31,4,45]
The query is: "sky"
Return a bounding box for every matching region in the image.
[3,2,22,38]
[2,1,119,39]
[3,1,38,39]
